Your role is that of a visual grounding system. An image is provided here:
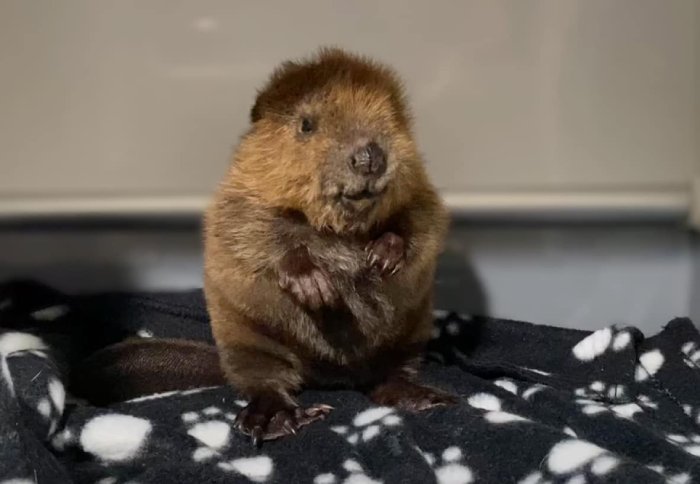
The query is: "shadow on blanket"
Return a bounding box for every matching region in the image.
[1,279,699,483]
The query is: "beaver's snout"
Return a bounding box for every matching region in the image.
[349,141,386,178]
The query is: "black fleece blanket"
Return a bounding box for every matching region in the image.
[1,279,699,484]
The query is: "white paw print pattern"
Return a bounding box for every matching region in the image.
[30,304,69,321]
[466,392,530,424]
[9,349,66,438]
[681,342,700,370]
[0,332,49,392]
[574,397,645,420]
[0,332,48,356]
[636,394,659,410]
[330,406,402,445]
[572,379,654,420]
[50,427,75,452]
[574,380,627,401]
[493,377,549,401]
[218,456,274,483]
[37,377,66,436]
[518,438,620,484]
[572,382,648,421]
[182,403,276,483]
[571,327,633,362]
[313,458,381,484]
[417,446,474,484]
[573,390,658,421]
[681,403,700,426]
[635,349,665,382]
[646,464,692,484]
[665,433,700,457]
[136,328,154,338]
[79,414,153,462]
[181,405,242,462]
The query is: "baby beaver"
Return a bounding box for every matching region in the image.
[203,47,456,445]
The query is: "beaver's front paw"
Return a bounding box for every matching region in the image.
[366,232,405,276]
[279,246,338,310]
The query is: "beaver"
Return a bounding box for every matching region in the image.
[203,47,455,445]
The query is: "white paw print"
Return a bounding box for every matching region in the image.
[80,414,152,463]
[681,342,700,370]
[636,393,659,410]
[493,377,549,401]
[571,327,633,362]
[572,384,656,421]
[330,406,402,445]
[313,458,381,484]
[417,446,474,484]
[136,328,154,338]
[30,304,69,321]
[574,380,627,401]
[682,403,700,425]
[519,438,620,483]
[50,427,74,451]
[573,380,632,416]
[635,349,665,382]
[26,373,65,437]
[466,392,530,424]
[574,395,644,420]
[665,433,700,457]
[646,464,692,484]
[182,403,276,483]
[181,404,243,462]
[218,455,274,483]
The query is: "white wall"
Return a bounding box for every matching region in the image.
[1,0,698,218]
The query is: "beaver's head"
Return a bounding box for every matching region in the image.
[232,48,426,234]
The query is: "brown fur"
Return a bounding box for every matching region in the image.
[203,48,454,443]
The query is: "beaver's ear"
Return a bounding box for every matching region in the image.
[250,96,263,123]
[249,60,302,124]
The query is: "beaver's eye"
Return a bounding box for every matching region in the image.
[299,117,316,134]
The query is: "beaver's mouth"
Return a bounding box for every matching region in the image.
[322,176,390,212]
[340,187,383,201]
[339,185,387,204]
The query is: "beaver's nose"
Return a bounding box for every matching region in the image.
[349,142,386,177]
